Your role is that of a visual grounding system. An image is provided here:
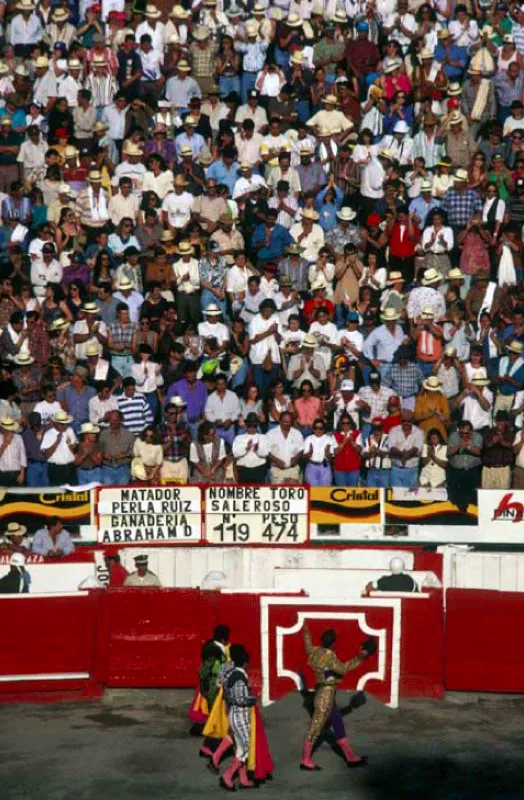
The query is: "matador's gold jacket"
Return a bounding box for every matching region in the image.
[304,628,362,687]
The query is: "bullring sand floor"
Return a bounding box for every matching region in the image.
[1,689,524,799]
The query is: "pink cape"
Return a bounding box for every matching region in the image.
[254,704,274,781]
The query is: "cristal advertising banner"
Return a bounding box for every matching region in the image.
[309,487,382,525]
[0,487,92,534]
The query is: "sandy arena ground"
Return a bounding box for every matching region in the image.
[1,689,524,800]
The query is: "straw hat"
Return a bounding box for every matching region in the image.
[379,148,395,161]
[193,24,210,40]
[53,410,73,425]
[449,111,462,126]
[0,416,20,432]
[170,4,189,16]
[204,303,222,315]
[80,422,100,435]
[34,56,49,69]
[184,115,198,126]
[92,55,106,66]
[452,168,468,183]
[423,376,442,392]
[246,20,259,36]
[333,9,347,23]
[311,276,327,291]
[299,143,314,155]
[122,141,143,156]
[93,121,108,133]
[444,345,456,357]
[437,27,450,39]
[420,48,435,59]
[387,271,405,285]
[4,522,27,538]
[200,151,213,166]
[168,395,187,407]
[177,59,191,72]
[145,4,161,17]
[52,7,69,21]
[48,317,70,332]
[447,268,464,280]
[506,341,523,355]
[321,94,338,105]
[471,375,491,386]
[82,301,99,314]
[64,145,78,159]
[421,267,442,285]
[384,59,402,74]
[160,229,174,242]
[421,179,433,192]
[447,83,462,96]
[336,207,356,222]
[420,306,435,319]
[13,353,35,365]
[380,308,400,322]
[179,144,193,157]
[17,0,36,10]
[86,343,100,357]
[176,240,194,255]
[302,208,319,221]
[302,333,318,348]
[117,277,133,291]
[226,3,242,16]
[290,50,304,65]
[0,63,9,75]
[285,243,304,256]
[285,12,302,26]
[174,174,188,187]
[88,170,103,183]
[68,58,81,69]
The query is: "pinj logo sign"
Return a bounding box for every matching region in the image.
[492,493,524,524]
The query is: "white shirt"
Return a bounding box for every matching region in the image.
[309,319,337,370]
[190,437,226,464]
[449,19,479,49]
[267,426,304,467]
[57,74,81,107]
[333,392,361,429]
[422,225,454,253]
[360,156,385,199]
[8,12,43,45]
[248,312,282,365]
[72,319,107,361]
[482,196,506,225]
[226,265,250,296]
[198,320,230,345]
[460,388,493,430]
[89,393,119,426]
[112,290,143,323]
[173,257,200,294]
[138,46,163,80]
[303,433,335,462]
[513,390,524,430]
[289,222,325,263]
[41,426,78,464]
[102,104,128,140]
[33,399,62,426]
[31,258,63,296]
[131,361,163,394]
[135,20,165,59]
[232,432,269,467]
[205,390,240,424]
[141,170,175,200]
[32,70,58,107]
[162,190,194,228]
[17,139,47,174]
[515,429,524,469]
[388,423,424,468]
[0,433,27,472]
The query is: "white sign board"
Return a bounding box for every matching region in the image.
[205,486,309,545]
[97,486,202,545]
[478,490,524,539]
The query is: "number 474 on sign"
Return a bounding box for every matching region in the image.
[261,514,299,542]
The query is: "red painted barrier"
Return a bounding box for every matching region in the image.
[0,593,101,700]
[445,589,524,693]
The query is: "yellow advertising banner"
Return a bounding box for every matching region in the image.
[310,487,382,525]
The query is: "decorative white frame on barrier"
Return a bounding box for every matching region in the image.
[260,595,402,708]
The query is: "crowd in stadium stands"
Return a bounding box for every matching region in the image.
[0,0,521,501]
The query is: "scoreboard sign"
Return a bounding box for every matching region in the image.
[97,486,202,544]
[205,486,309,545]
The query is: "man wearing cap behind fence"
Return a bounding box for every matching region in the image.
[0,552,30,593]
[124,554,162,587]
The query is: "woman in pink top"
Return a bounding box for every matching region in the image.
[292,380,324,436]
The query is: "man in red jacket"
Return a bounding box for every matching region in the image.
[105,552,129,587]
[387,207,420,285]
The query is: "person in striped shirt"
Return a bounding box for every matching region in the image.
[117,377,153,436]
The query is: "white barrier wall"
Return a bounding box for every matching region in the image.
[447,550,524,592]
[117,547,416,591]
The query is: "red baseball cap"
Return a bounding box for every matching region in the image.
[367,213,381,227]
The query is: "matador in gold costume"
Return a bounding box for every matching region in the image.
[300,624,372,771]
